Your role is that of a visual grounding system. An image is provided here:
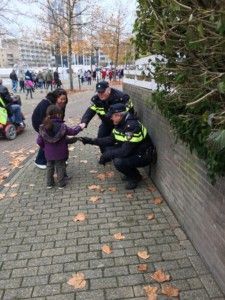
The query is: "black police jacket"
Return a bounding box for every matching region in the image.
[93,113,153,160]
[81,88,132,126]
[0,84,14,116]
[0,84,12,106]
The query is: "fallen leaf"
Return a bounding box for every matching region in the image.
[73,213,87,222]
[147,213,155,220]
[90,170,98,174]
[102,244,112,254]
[89,196,101,203]
[137,264,148,272]
[3,183,10,187]
[67,272,86,289]
[80,160,88,164]
[113,232,125,240]
[88,184,101,191]
[29,149,35,154]
[137,250,150,260]
[9,192,17,198]
[151,269,171,283]
[154,197,163,205]
[0,193,5,200]
[96,173,106,180]
[11,184,19,188]
[108,187,117,192]
[105,171,114,178]
[126,193,134,199]
[0,167,8,171]
[161,285,179,297]
[2,172,9,179]
[147,186,156,192]
[143,285,158,300]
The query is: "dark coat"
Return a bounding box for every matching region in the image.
[9,71,18,81]
[81,88,132,126]
[93,113,153,160]
[31,98,54,132]
[0,84,13,116]
[25,70,32,81]
[0,84,12,105]
[37,118,82,161]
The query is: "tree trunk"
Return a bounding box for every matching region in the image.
[68,36,73,90]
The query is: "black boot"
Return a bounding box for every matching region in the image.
[125,174,143,190]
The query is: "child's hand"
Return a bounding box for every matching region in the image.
[79,123,86,130]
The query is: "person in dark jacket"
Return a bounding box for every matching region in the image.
[0,79,24,127]
[79,103,156,189]
[37,105,83,189]
[25,70,32,81]
[53,69,62,88]
[32,88,68,169]
[79,81,133,151]
[9,70,18,93]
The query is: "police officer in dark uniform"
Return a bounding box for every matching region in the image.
[80,103,155,189]
[79,81,133,145]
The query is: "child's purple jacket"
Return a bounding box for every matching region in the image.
[37,118,81,161]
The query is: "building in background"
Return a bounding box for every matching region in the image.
[0,38,55,68]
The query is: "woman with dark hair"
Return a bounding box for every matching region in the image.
[32,88,68,169]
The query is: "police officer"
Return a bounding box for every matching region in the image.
[80,103,156,189]
[79,81,133,147]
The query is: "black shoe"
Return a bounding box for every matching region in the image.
[125,174,142,190]
[125,180,138,190]
[121,173,142,181]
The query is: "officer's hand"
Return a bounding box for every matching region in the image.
[66,136,79,144]
[78,137,95,145]
[98,153,111,165]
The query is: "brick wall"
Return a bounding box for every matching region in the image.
[124,82,225,293]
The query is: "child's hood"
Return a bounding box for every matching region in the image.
[39,118,67,143]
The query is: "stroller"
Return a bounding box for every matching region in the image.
[0,95,25,140]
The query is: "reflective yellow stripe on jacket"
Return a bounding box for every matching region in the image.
[90,104,106,116]
[113,124,147,143]
[0,97,7,125]
[0,97,6,108]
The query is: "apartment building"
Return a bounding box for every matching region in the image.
[0,38,55,68]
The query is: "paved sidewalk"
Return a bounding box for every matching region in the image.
[0,94,224,299]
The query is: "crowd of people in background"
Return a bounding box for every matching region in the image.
[8,66,125,96]
[78,68,124,85]
[9,68,62,99]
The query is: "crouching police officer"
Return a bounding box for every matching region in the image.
[79,81,133,146]
[80,103,156,189]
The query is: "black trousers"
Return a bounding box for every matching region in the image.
[47,160,66,187]
[97,122,113,153]
[113,153,150,179]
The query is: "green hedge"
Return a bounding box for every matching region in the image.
[133,0,225,181]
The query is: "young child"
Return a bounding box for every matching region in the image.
[19,77,25,92]
[37,105,83,189]
[25,77,34,99]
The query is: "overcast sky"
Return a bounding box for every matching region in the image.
[10,0,137,36]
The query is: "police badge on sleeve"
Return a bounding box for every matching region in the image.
[125,131,133,141]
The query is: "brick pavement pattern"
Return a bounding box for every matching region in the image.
[0,88,224,299]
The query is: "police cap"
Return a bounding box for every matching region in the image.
[107,103,126,117]
[96,81,109,92]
